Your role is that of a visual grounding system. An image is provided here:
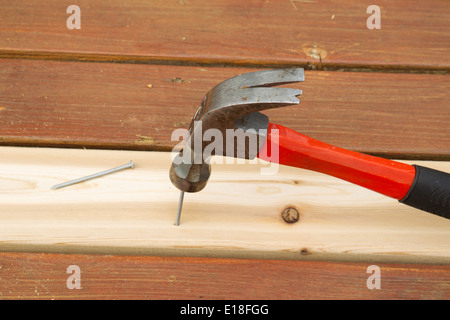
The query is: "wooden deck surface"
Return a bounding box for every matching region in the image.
[1,0,449,69]
[1,252,449,300]
[0,0,449,300]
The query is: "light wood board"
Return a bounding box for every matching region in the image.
[0,146,449,264]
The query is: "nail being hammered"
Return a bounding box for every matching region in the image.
[51,161,134,190]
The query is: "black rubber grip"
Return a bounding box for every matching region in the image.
[399,165,450,219]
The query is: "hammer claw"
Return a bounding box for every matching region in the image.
[215,87,302,109]
[234,68,305,88]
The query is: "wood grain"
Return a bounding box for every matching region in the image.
[1,0,448,302]
[0,59,449,159]
[0,252,448,300]
[0,146,449,264]
[0,0,449,69]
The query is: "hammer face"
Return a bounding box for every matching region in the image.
[169,158,211,193]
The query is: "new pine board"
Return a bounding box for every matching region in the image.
[0,0,449,69]
[0,146,449,264]
[0,59,449,159]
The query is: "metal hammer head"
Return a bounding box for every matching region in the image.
[169,68,304,193]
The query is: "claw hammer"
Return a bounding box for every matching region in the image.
[170,68,450,224]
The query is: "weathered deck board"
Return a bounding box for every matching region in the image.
[0,252,448,300]
[0,0,449,69]
[1,59,449,159]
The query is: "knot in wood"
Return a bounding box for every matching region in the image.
[281,206,300,224]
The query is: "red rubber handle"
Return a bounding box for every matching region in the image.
[258,123,416,200]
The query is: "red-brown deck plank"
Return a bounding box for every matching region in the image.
[1,59,448,159]
[0,252,448,300]
[0,0,449,69]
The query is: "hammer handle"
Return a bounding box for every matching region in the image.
[399,165,450,218]
[258,123,450,219]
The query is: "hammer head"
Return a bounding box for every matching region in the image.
[170,68,304,193]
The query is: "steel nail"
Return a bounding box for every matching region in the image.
[51,160,134,190]
[174,190,185,226]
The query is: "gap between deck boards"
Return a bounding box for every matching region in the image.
[1,50,449,75]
